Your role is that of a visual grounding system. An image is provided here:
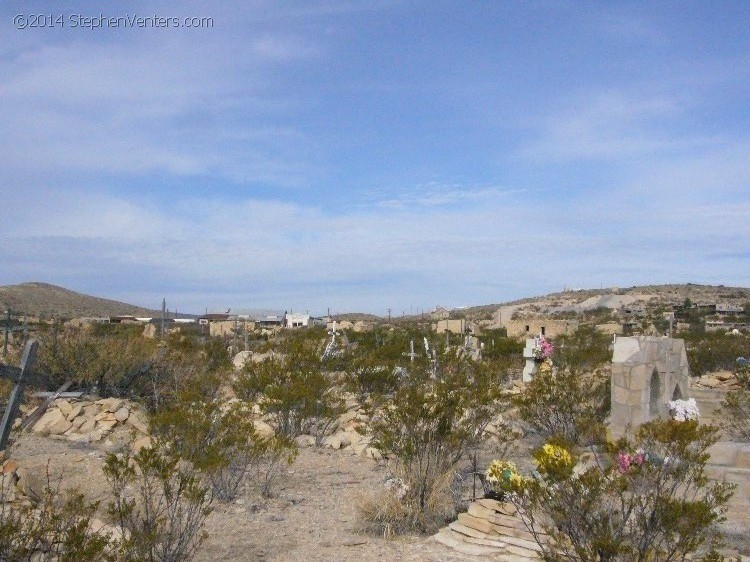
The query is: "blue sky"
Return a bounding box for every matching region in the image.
[1,1,749,316]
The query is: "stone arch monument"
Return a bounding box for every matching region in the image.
[610,336,690,436]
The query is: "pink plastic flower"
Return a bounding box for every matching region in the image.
[616,452,632,473]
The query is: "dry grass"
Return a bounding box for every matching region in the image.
[354,469,456,537]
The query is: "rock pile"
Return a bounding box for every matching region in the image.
[693,371,742,390]
[434,498,547,560]
[291,395,384,460]
[22,397,150,446]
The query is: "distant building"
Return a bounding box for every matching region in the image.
[252,313,285,329]
[285,313,310,328]
[198,313,230,326]
[716,304,744,315]
[502,318,578,339]
[109,315,139,324]
[430,306,450,321]
[433,318,480,336]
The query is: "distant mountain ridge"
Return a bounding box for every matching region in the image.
[1,281,748,323]
[0,282,161,319]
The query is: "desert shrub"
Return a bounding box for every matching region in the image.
[682,330,750,376]
[553,325,612,371]
[511,419,734,561]
[233,348,344,440]
[367,351,507,534]
[477,329,523,361]
[721,362,750,441]
[348,325,436,362]
[150,375,296,501]
[0,469,112,561]
[35,327,157,396]
[514,367,609,445]
[246,435,298,498]
[103,440,213,562]
[345,354,400,397]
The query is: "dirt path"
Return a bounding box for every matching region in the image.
[7,433,476,562]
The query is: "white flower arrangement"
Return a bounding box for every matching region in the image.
[667,398,699,421]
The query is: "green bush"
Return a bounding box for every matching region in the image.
[514,368,609,445]
[516,419,735,561]
[682,331,750,376]
[233,348,344,440]
[721,362,750,441]
[103,441,213,562]
[367,351,508,534]
[345,354,400,397]
[0,470,112,561]
[150,373,296,501]
[553,325,612,371]
[35,327,157,396]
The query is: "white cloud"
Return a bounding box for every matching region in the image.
[520,91,702,162]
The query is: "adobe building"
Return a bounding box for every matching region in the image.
[502,317,578,339]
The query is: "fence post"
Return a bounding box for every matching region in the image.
[0,339,39,451]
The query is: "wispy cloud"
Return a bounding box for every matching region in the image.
[520,91,705,162]
[1,2,749,313]
[367,184,526,211]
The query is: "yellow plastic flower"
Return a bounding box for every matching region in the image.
[535,443,575,481]
[486,460,528,494]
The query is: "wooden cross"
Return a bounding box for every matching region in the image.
[402,339,418,362]
[0,339,38,451]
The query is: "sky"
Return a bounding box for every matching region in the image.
[1,1,749,316]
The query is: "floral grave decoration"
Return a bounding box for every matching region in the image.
[485,460,528,497]
[667,397,699,422]
[532,335,554,360]
[533,443,576,482]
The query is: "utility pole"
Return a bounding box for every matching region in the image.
[160,298,166,340]
[3,309,10,356]
[387,308,391,322]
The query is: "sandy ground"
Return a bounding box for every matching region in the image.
[7,429,750,561]
[7,432,480,562]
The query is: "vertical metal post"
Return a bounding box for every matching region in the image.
[0,339,38,451]
[52,316,58,358]
[3,309,9,356]
[161,298,166,340]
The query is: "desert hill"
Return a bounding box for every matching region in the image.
[0,282,160,320]
[1,281,748,323]
[459,283,750,322]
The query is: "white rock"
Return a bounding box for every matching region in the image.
[114,407,130,422]
[232,350,253,370]
[55,399,73,417]
[32,408,65,433]
[365,447,383,461]
[126,412,148,434]
[253,420,275,438]
[67,404,83,421]
[322,434,343,450]
[294,435,316,447]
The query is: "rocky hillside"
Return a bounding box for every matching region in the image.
[462,284,750,321]
[0,282,159,320]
